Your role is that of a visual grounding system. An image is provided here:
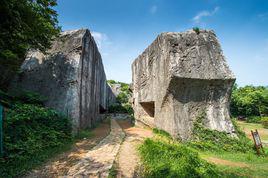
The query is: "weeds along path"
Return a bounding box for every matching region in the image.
[116,120,153,178]
[67,119,125,177]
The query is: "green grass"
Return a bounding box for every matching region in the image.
[199,150,268,178]
[75,129,94,140]
[139,118,268,178]
[237,121,268,142]
[237,121,264,129]
[139,138,222,178]
[152,128,172,139]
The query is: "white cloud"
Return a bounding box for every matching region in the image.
[192,6,219,24]
[150,5,158,14]
[91,31,108,49]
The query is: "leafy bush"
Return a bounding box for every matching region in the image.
[139,139,221,178]
[0,0,60,90]
[107,80,116,84]
[261,117,268,129]
[0,89,47,106]
[231,85,268,117]
[193,27,200,34]
[0,103,72,177]
[188,113,253,153]
[116,92,129,104]
[246,116,263,123]
[108,103,133,114]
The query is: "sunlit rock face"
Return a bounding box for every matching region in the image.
[132,29,236,140]
[12,29,116,131]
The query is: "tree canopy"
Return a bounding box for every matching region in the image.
[231,85,268,117]
[0,0,60,90]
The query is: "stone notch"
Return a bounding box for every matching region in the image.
[132,29,236,140]
[12,29,116,131]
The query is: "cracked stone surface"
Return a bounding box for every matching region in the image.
[132,29,236,140]
[11,29,116,131]
[66,119,125,177]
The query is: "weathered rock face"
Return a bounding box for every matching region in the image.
[132,30,236,140]
[110,83,122,96]
[12,29,116,131]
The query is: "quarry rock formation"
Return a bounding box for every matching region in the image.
[110,83,122,96]
[12,29,116,131]
[132,29,236,140]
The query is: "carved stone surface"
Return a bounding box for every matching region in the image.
[132,29,236,140]
[12,29,116,131]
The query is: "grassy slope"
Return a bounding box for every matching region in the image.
[199,121,268,177]
[237,121,268,142]
[140,122,268,178]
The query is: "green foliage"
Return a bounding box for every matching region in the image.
[108,103,133,114]
[107,80,134,114]
[108,165,117,178]
[246,116,263,123]
[152,128,172,139]
[188,113,253,153]
[193,27,200,34]
[261,117,268,129]
[13,90,47,105]
[0,89,47,107]
[139,139,221,178]
[107,80,116,85]
[116,92,129,104]
[0,103,72,177]
[0,0,60,90]
[75,129,94,140]
[231,85,268,117]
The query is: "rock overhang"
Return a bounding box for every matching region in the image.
[132,29,236,140]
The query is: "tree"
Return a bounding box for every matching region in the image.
[0,0,60,90]
[230,85,268,117]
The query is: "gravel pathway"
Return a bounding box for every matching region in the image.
[66,119,125,177]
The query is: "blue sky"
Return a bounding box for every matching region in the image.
[56,0,268,86]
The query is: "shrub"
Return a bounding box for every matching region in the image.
[0,103,72,177]
[193,27,200,34]
[116,92,129,104]
[139,139,221,178]
[261,117,268,128]
[246,116,262,123]
[123,103,134,115]
[0,89,47,106]
[230,85,268,117]
[108,104,133,115]
[188,113,253,153]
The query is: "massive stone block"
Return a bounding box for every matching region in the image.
[132,30,236,140]
[12,29,116,131]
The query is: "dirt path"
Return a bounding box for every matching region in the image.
[205,157,249,168]
[25,119,117,177]
[67,119,125,177]
[116,120,153,178]
[26,118,151,178]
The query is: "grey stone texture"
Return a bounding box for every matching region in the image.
[12,29,116,131]
[132,29,236,140]
[110,83,122,96]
